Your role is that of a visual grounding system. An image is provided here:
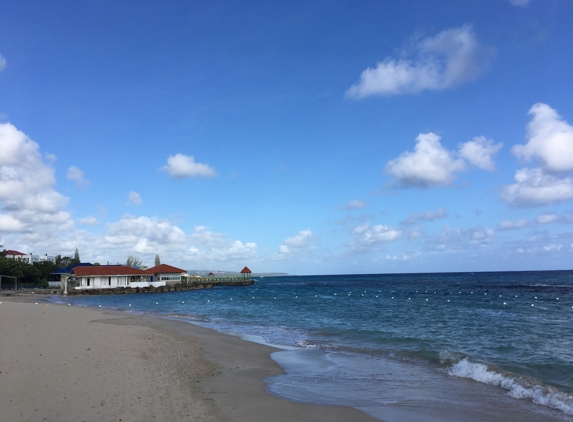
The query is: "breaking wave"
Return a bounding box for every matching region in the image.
[448,358,573,416]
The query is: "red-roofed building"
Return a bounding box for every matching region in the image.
[71,264,187,290]
[240,266,252,280]
[3,250,56,264]
[72,265,150,289]
[145,264,186,286]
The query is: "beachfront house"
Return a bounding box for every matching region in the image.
[71,263,187,290]
[72,265,151,290]
[145,264,186,287]
[48,263,93,288]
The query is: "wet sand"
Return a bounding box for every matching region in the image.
[0,296,378,422]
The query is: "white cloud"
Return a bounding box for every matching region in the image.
[385,132,466,188]
[0,54,6,72]
[509,0,531,6]
[511,103,573,173]
[77,215,99,226]
[67,166,89,188]
[498,219,528,230]
[346,25,494,98]
[190,225,257,263]
[348,222,401,252]
[536,213,557,224]
[162,153,217,179]
[127,191,142,205]
[274,229,314,260]
[0,122,72,236]
[340,200,366,211]
[458,136,502,171]
[0,214,25,232]
[501,167,573,207]
[402,208,448,225]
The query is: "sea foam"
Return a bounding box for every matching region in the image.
[448,358,573,416]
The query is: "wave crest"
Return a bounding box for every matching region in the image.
[449,358,573,415]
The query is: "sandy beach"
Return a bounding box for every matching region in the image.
[0,295,378,422]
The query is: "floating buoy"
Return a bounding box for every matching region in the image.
[531,304,534,307]
[156,302,158,304]
[182,301,185,303]
[426,299,428,301]
[128,304,131,306]
[504,302,507,305]
[99,305,101,307]
[447,300,450,302]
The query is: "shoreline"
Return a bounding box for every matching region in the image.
[0,295,379,422]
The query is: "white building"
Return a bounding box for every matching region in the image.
[72,264,186,290]
[4,250,56,264]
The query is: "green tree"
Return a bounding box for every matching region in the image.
[155,255,161,266]
[72,248,80,265]
[125,255,144,268]
[33,261,57,281]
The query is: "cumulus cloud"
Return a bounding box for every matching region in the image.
[274,229,314,260]
[348,222,401,252]
[162,153,217,178]
[127,191,142,205]
[497,218,528,230]
[190,225,257,262]
[77,215,99,226]
[385,132,502,189]
[340,200,366,211]
[459,136,502,171]
[401,208,448,225]
[501,168,573,207]
[67,166,89,188]
[0,54,6,72]
[346,25,494,98]
[385,133,466,188]
[0,122,72,236]
[512,103,573,174]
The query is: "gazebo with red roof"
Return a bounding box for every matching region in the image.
[240,266,252,280]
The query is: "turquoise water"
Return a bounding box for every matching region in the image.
[56,271,573,421]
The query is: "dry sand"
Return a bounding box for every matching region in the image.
[0,296,378,422]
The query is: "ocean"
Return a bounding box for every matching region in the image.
[55,271,573,421]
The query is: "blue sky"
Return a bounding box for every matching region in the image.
[1,0,573,274]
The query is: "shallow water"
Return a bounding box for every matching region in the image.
[56,271,573,420]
